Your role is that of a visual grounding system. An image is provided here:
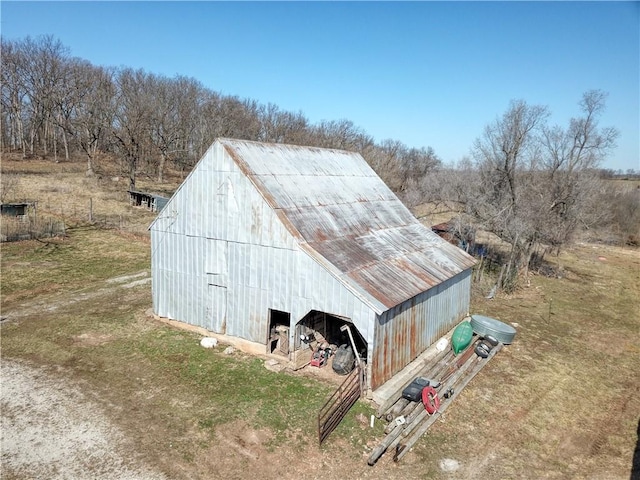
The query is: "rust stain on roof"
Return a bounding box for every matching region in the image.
[220,138,476,313]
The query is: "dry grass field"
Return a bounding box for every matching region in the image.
[0,154,182,237]
[1,156,639,479]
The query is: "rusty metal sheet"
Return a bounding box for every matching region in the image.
[371,270,472,389]
[225,139,376,177]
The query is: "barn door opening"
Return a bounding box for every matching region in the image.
[267,309,290,356]
[293,311,367,372]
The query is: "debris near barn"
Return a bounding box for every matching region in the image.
[367,328,507,466]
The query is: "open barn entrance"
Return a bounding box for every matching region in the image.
[267,309,290,356]
[292,310,367,372]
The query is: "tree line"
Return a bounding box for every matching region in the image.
[2,35,636,291]
[0,35,440,200]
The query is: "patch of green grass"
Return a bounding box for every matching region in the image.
[129,326,333,437]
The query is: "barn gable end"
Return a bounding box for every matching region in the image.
[151,141,376,348]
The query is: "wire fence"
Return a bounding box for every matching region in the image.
[1,199,153,242]
[1,215,66,242]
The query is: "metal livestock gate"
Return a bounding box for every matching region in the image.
[318,365,365,445]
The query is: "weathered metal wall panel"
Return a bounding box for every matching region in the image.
[371,269,472,389]
[207,284,227,333]
[151,142,233,330]
[151,232,209,329]
[224,239,376,345]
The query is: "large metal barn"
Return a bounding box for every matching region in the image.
[150,138,475,393]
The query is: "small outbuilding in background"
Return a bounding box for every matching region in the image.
[1,201,36,220]
[128,190,169,213]
[150,138,475,396]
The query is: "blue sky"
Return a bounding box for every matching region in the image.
[2,1,638,171]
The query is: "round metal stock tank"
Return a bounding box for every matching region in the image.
[470,315,517,344]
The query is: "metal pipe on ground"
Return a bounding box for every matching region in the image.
[340,324,361,365]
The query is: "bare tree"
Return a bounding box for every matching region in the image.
[0,173,21,203]
[148,75,181,183]
[258,103,310,144]
[462,93,619,291]
[170,76,204,175]
[364,139,407,192]
[470,100,550,289]
[191,89,220,162]
[72,64,116,175]
[311,119,369,151]
[539,90,619,251]
[19,35,70,158]
[50,57,94,162]
[607,185,640,245]
[1,38,28,155]
[112,68,154,189]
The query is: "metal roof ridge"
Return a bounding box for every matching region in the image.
[218,137,359,156]
[273,197,399,212]
[250,172,376,177]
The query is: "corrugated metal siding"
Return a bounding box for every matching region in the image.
[371,269,472,389]
[224,240,376,345]
[151,232,209,329]
[151,141,376,346]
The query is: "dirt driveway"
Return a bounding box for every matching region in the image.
[1,359,166,480]
[1,270,164,479]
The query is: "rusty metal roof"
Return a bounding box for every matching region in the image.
[220,138,476,314]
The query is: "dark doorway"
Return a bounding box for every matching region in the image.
[268,309,291,355]
[293,311,367,369]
